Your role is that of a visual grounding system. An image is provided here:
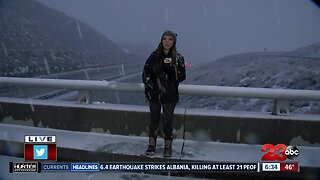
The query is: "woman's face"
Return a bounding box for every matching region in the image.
[162,35,174,50]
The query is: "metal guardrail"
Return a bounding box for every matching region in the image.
[0,77,319,115]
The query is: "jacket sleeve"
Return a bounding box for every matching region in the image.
[175,54,186,83]
[142,52,155,89]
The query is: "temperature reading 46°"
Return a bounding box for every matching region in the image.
[280,163,299,172]
[285,164,294,170]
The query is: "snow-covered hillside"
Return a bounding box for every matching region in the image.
[0,0,142,77]
[179,43,320,114]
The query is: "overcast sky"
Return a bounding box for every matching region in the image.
[37,0,320,64]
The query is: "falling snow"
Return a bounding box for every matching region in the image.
[203,4,207,17]
[164,7,169,24]
[27,98,35,112]
[141,23,146,33]
[84,69,90,80]
[114,92,121,104]
[76,21,83,38]
[207,41,211,49]
[1,41,8,57]
[43,58,50,74]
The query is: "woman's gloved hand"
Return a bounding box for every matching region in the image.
[144,76,154,91]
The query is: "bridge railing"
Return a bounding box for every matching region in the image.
[0,77,319,115]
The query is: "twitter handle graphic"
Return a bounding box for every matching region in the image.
[24,135,57,161]
[33,145,48,160]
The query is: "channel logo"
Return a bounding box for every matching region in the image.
[261,144,299,161]
[24,135,57,161]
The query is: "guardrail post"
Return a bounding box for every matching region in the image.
[119,64,125,77]
[272,99,290,115]
[78,90,92,104]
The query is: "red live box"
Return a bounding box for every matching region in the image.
[24,144,57,161]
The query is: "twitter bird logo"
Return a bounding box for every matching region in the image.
[36,148,45,156]
[33,145,48,160]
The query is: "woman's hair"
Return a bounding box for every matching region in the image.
[155,31,178,64]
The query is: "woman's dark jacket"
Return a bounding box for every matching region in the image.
[142,50,186,103]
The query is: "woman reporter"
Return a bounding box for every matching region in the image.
[142,30,186,157]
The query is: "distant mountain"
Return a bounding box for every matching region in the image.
[116,41,155,59]
[0,0,142,77]
[180,43,320,114]
[291,43,320,58]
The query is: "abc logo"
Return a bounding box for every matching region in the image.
[285,146,299,160]
[261,144,299,161]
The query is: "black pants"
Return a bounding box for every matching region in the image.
[148,101,176,139]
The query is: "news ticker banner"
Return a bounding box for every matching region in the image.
[9,162,299,173]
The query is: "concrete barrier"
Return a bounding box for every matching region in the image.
[1,97,319,147]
